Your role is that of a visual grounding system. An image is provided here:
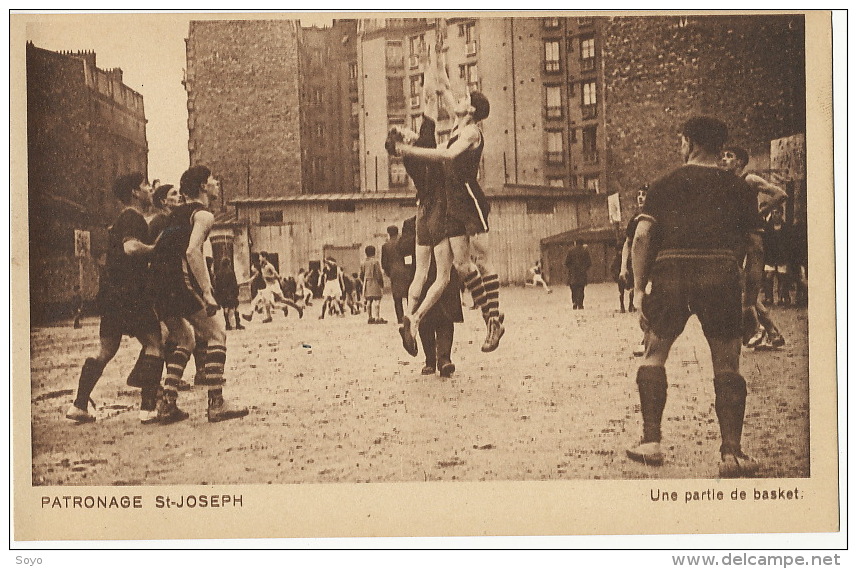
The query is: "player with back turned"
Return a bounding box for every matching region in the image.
[627,117,762,478]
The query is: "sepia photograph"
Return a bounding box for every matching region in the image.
[10,9,842,545]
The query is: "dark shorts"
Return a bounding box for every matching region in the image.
[642,252,743,340]
[416,195,447,247]
[98,296,161,340]
[446,181,490,238]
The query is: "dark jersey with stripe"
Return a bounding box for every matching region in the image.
[148,202,207,317]
[444,125,490,234]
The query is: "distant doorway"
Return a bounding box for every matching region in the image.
[323,245,362,277]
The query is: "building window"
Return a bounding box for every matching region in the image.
[545,85,562,119]
[584,175,600,193]
[385,40,403,68]
[311,48,325,67]
[544,40,561,73]
[315,123,325,141]
[387,76,405,108]
[460,21,477,56]
[582,80,597,118]
[547,177,565,188]
[459,62,479,92]
[408,34,424,68]
[543,17,560,30]
[580,37,596,71]
[582,126,598,164]
[389,158,408,187]
[349,62,358,80]
[546,130,564,165]
[310,157,327,189]
[409,74,423,108]
[578,17,594,26]
[310,88,324,105]
[259,210,284,224]
[328,201,356,213]
[527,200,556,214]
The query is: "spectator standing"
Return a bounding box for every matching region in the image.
[564,240,592,310]
[361,246,386,324]
[381,225,410,325]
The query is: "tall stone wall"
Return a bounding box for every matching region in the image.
[187,20,303,200]
[602,14,806,219]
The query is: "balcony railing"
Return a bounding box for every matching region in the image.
[581,57,596,72]
[583,150,599,164]
[546,151,565,165]
[387,96,406,109]
[408,54,420,69]
[410,94,421,109]
[543,18,560,30]
[582,104,597,119]
[545,106,563,120]
[544,60,561,73]
[386,56,404,69]
[465,41,477,56]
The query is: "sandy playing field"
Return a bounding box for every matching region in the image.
[28,284,809,485]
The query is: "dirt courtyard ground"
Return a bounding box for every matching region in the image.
[27,283,810,485]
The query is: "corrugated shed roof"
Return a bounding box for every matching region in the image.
[229,186,595,206]
[541,226,620,246]
[230,192,415,205]
[212,211,242,226]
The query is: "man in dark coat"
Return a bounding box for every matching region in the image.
[381,225,410,324]
[398,216,462,377]
[565,239,592,309]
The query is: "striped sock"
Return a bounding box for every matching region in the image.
[205,344,227,385]
[164,347,191,387]
[482,273,500,320]
[193,341,208,383]
[463,270,489,319]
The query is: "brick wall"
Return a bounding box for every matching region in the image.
[27,43,149,319]
[602,14,806,220]
[187,20,303,199]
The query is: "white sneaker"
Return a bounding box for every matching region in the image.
[66,403,96,423]
[626,441,664,466]
[139,409,159,424]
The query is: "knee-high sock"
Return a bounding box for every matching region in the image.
[164,347,191,388]
[481,273,500,320]
[462,270,488,319]
[125,348,147,387]
[636,365,667,443]
[193,341,208,383]
[204,344,227,386]
[74,357,106,410]
[714,372,748,456]
[137,355,164,411]
[127,351,164,388]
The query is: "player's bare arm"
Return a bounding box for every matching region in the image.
[186,210,216,306]
[397,124,478,162]
[631,219,653,300]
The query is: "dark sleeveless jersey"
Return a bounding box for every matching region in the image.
[446,126,485,194]
[148,202,207,317]
[444,125,490,234]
